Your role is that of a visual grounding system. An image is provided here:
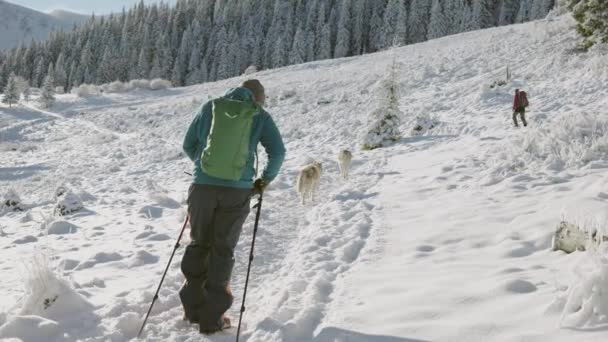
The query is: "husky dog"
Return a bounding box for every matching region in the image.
[337,149,353,180]
[297,161,323,205]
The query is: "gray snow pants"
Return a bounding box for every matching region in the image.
[179,184,251,332]
[513,108,527,127]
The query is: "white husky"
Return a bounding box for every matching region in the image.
[337,150,353,180]
[297,161,323,205]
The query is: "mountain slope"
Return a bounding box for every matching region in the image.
[1,13,608,342]
[0,0,88,50]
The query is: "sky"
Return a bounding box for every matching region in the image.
[13,0,177,15]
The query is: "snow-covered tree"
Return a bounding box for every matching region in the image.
[384,0,408,47]
[368,0,386,52]
[473,0,500,29]
[40,75,56,109]
[290,25,307,65]
[2,73,19,107]
[408,0,432,43]
[318,23,333,60]
[428,0,449,40]
[54,53,68,92]
[334,0,352,58]
[361,54,402,150]
[499,0,521,25]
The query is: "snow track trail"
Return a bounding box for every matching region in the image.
[2,14,608,342]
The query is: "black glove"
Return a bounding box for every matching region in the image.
[253,178,268,195]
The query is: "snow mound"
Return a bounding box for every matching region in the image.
[54,187,83,216]
[47,221,79,235]
[0,255,99,341]
[128,250,159,267]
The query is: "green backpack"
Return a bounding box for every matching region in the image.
[201,97,259,181]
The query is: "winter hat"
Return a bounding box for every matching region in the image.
[240,79,265,106]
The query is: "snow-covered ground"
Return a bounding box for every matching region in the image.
[2,13,608,342]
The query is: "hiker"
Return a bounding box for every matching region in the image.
[180,79,286,334]
[512,89,529,127]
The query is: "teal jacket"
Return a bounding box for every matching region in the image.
[183,87,286,189]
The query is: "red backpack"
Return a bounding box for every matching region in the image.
[519,91,529,108]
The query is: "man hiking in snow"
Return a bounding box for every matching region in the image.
[512,89,529,127]
[180,79,286,334]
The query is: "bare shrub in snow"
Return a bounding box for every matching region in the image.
[410,113,438,136]
[361,55,402,150]
[2,188,23,212]
[279,89,296,100]
[553,221,608,253]
[0,254,98,340]
[243,65,258,75]
[561,243,608,328]
[483,112,608,183]
[149,78,172,90]
[54,86,65,94]
[129,79,150,89]
[101,80,131,93]
[54,186,83,216]
[71,84,101,98]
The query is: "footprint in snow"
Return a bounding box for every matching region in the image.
[139,205,163,219]
[147,233,171,241]
[76,252,124,270]
[416,245,436,253]
[13,235,38,244]
[503,279,537,294]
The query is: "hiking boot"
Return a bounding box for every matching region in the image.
[200,316,231,334]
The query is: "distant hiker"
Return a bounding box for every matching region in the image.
[512,89,529,127]
[180,79,286,334]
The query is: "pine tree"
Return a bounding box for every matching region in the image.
[408,0,433,43]
[384,0,407,47]
[361,54,402,150]
[334,0,352,58]
[368,1,385,52]
[40,75,56,109]
[290,25,307,65]
[2,73,19,107]
[570,0,608,48]
[32,56,46,88]
[498,0,520,25]
[54,53,68,92]
[428,0,449,40]
[473,0,499,29]
[516,0,533,22]
[317,23,332,60]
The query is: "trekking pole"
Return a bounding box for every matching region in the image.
[137,215,190,338]
[236,191,264,342]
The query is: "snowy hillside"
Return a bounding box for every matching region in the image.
[47,10,90,25]
[0,1,88,50]
[1,13,608,342]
